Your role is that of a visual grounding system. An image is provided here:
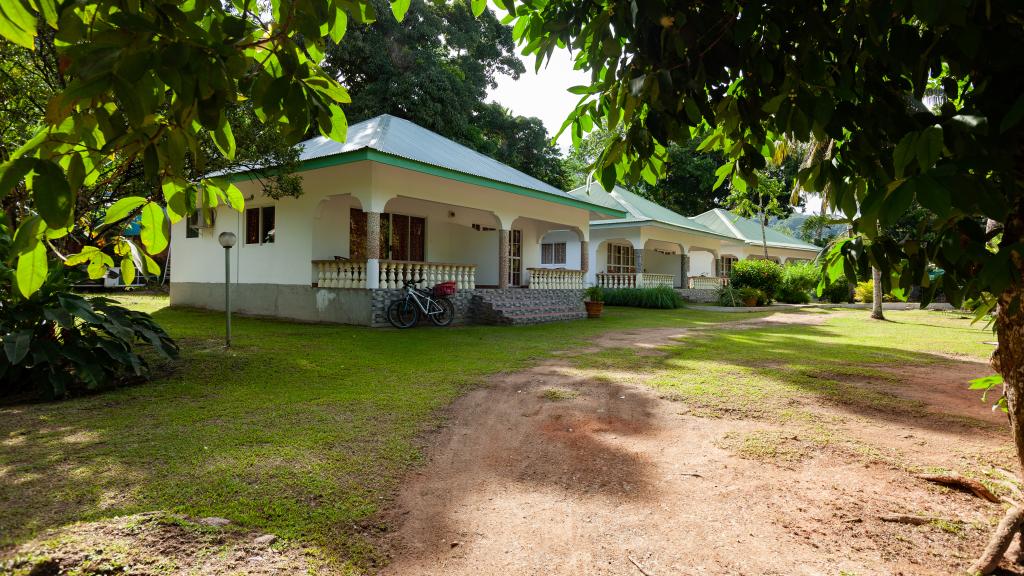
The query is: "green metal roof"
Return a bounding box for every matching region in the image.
[691,209,821,252]
[567,182,730,239]
[222,114,625,217]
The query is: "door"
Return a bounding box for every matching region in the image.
[508,229,522,286]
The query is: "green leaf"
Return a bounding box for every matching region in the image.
[1000,94,1024,133]
[916,125,943,171]
[3,329,32,364]
[0,0,37,48]
[31,159,74,228]
[712,162,733,190]
[320,103,348,142]
[140,251,161,276]
[968,374,1003,390]
[470,0,486,17]
[224,183,244,211]
[0,157,35,200]
[10,215,44,256]
[16,239,47,297]
[893,132,917,178]
[328,4,348,43]
[101,196,147,227]
[162,177,189,223]
[212,118,236,160]
[139,202,169,254]
[390,0,411,21]
[120,255,136,286]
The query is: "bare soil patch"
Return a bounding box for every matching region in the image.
[1,513,319,576]
[379,310,1017,576]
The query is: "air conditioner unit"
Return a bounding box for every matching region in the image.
[194,206,217,229]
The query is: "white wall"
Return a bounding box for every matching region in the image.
[169,160,594,288]
[643,250,684,286]
[688,251,716,277]
[535,230,582,270]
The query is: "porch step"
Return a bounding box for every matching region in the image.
[468,289,586,325]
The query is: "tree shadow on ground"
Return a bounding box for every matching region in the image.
[580,320,1001,438]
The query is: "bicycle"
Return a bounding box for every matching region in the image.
[387,279,456,328]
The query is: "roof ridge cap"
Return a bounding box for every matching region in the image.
[368,115,390,149]
[716,209,747,240]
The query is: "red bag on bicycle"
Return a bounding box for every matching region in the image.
[432,281,456,297]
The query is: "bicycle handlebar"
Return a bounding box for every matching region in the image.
[404,278,425,286]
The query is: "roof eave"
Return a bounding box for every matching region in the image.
[224,149,628,218]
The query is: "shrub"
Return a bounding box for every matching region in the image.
[584,285,604,302]
[776,285,811,304]
[738,286,765,305]
[729,259,784,303]
[1,267,178,401]
[854,279,895,303]
[717,285,742,306]
[776,262,819,304]
[821,280,853,303]
[717,285,766,306]
[601,286,684,309]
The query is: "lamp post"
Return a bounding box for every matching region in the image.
[218,232,236,347]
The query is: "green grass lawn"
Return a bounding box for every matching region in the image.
[568,308,1000,467]
[0,295,771,570]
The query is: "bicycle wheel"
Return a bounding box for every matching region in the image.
[428,297,455,326]
[388,298,419,328]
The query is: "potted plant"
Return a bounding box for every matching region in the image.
[584,286,604,318]
[738,286,761,307]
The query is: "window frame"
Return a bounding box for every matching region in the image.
[245,205,276,245]
[606,243,635,274]
[541,242,567,265]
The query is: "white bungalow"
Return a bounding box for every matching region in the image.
[168,115,624,325]
[554,183,821,293]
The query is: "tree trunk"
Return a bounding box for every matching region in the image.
[871,267,884,320]
[758,194,769,259]
[973,205,1024,574]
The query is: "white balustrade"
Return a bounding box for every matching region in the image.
[596,272,676,289]
[640,273,674,288]
[688,276,729,289]
[314,260,368,288]
[377,260,477,290]
[526,268,584,289]
[316,260,476,290]
[596,273,637,288]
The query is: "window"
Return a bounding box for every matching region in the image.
[720,256,738,276]
[185,212,199,238]
[541,242,567,265]
[245,206,275,245]
[349,209,425,261]
[606,243,635,274]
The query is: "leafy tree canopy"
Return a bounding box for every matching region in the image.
[323,0,566,186]
[0,0,379,298]
[509,1,1024,568]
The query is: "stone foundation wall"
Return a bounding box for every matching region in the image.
[675,288,718,304]
[369,288,476,327]
[171,283,587,327]
[170,282,373,325]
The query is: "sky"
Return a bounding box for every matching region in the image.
[486,47,825,215]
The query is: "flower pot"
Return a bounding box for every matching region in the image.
[585,301,604,318]
[743,297,758,307]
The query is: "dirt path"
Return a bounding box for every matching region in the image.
[379,311,1014,576]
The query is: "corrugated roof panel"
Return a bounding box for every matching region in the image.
[692,209,821,251]
[297,115,571,199]
[568,182,730,238]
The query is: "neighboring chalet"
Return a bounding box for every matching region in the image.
[559,183,821,292]
[169,115,820,325]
